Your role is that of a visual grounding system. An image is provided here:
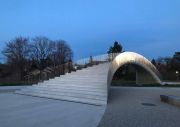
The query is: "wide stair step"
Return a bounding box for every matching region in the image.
[20,85,107,95]
[15,63,109,105]
[16,90,106,105]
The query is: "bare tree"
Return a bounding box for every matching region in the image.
[2,37,30,79]
[56,40,73,64]
[31,36,53,70]
[1,36,74,83]
[49,40,73,74]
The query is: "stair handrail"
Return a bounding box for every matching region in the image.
[24,53,120,84]
[75,53,119,65]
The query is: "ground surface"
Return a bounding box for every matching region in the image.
[0,86,105,127]
[0,86,26,93]
[1,86,180,127]
[98,87,180,127]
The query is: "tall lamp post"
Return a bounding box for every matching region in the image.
[176,71,179,81]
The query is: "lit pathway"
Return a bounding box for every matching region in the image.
[98,87,180,127]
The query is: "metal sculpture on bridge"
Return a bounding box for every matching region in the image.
[107,52,162,92]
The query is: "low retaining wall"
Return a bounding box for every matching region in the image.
[160,95,180,107]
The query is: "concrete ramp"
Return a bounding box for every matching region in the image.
[15,63,110,105]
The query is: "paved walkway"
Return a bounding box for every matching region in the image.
[1,86,180,127]
[98,87,180,127]
[0,86,26,93]
[0,89,105,127]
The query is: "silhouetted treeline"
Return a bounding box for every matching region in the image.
[152,52,180,81]
[0,36,73,84]
[107,41,123,54]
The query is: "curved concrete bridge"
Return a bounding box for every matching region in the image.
[16,52,162,105]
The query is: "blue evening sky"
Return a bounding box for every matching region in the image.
[0,0,180,61]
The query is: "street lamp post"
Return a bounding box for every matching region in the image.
[176,71,179,81]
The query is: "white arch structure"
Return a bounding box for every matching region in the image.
[16,51,163,105]
[107,52,162,91]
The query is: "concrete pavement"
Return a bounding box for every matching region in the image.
[0,92,105,127]
[0,86,27,93]
[98,87,180,127]
[1,86,180,127]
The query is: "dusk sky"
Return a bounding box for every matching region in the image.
[0,0,180,61]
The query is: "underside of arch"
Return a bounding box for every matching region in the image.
[107,52,162,91]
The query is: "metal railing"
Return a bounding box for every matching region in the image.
[75,53,119,65]
[24,62,74,84]
[24,53,119,84]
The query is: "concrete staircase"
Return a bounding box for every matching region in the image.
[15,63,110,105]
